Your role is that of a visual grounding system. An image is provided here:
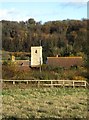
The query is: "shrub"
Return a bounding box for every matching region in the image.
[32,70,60,80]
[20,55,28,60]
[73,76,86,80]
[42,64,64,73]
[3,61,8,66]
[2,65,16,79]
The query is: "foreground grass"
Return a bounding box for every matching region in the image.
[2,87,88,119]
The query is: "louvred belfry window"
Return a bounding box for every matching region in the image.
[35,50,37,53]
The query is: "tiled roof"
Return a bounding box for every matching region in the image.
[47,57,83,68]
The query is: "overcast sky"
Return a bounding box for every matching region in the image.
[0,0,88,23]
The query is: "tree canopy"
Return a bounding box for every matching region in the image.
[1,18,87,63]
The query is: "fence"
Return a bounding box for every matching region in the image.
[1,79,89,88]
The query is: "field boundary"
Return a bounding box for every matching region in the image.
[1,79,89,88]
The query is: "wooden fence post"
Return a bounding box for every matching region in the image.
[13,81,15,85]
[73,81,75,88]
[26,81,28,84]
[38,80,40,88]
[63,80,64,88]
[51,80,53,88]
[84,81,86,88]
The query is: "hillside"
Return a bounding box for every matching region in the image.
[1,19,87,63]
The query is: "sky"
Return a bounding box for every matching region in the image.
[0,0,88,23]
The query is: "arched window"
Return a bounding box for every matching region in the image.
[35,50,37,53]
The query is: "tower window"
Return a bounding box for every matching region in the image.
[35,50,37,53]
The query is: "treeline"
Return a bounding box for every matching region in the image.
[2,18,87,62]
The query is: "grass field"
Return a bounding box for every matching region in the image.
[2,86,88,119]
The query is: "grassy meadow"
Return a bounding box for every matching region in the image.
[2,53,88,119]
[2,86,88,119]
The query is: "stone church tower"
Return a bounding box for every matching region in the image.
[31,46,43,67]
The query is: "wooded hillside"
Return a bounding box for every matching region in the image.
[1,18,87,62]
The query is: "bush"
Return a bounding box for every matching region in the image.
[2,65,16,79]
[3,61,8,66]
[42,64,64,73]
[32,70,60,80]
[20,55,28,60]
[73,76,86,80]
